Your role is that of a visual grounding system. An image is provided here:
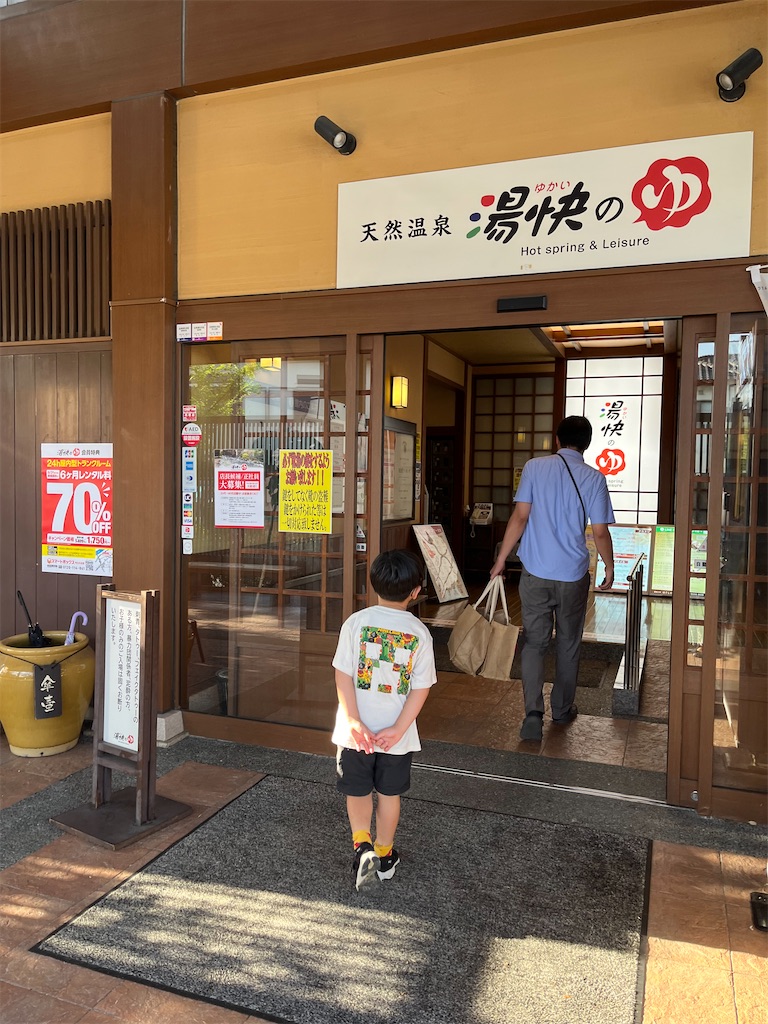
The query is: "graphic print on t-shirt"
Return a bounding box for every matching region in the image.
[357,627,420,695]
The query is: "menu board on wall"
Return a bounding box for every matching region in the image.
[383,417,416,521]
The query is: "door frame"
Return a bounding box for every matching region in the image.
[176,256,766,819]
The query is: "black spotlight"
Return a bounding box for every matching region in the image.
[716,47,763,102]
[314,115,356,155]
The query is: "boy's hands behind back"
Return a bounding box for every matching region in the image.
[373,725,404,752]
[348,718,376,754]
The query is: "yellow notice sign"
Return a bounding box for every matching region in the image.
[278,449,333,534]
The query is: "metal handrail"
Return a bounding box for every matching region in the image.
[623,553,646,692]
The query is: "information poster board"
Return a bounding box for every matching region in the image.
[102,596,142,752]
[278,449,333,533]
[650,525,675,593]
[648,525,707,597]
[608,525,653,591]
[41,443,113,576]
[383,418,416,521]
[413,524,468,603]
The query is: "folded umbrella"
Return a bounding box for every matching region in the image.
[16,590,53,648]
[65,611,88,645]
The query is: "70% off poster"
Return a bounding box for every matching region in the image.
[40,444,114,576]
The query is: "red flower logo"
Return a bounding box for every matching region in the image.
[596,449,626,476]
[631,157,711,230]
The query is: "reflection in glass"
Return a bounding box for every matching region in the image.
[183,342,352,733]
[712,322,767,795]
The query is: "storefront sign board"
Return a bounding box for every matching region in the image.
[337,133,752,288]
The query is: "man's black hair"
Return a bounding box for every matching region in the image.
[370,549,423,601]
[556,415,592,452]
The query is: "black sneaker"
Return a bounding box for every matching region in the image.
[377,849,400,881]
[519,712,543,742]
[352,842,380,891]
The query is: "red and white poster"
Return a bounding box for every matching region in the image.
[41,444,113,576]
[214,449,265,528]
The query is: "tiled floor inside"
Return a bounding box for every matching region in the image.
[1,732,766,1024]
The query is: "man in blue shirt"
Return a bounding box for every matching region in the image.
[490,416,615,742]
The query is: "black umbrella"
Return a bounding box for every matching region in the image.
[16,590,52,647]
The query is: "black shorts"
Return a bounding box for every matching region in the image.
[336,747,413,797]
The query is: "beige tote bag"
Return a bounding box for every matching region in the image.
[479,579,519,680]
[447,578,500,675]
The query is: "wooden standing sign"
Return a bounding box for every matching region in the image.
[51,586,191,848]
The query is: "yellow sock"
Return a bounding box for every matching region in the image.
[374,841,392,858]
[352,829,371,848]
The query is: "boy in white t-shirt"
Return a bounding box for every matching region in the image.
[332,549,437,891]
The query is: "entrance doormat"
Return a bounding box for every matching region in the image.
[35,776,650,1024]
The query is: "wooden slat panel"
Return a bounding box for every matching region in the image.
[0,214,9,343]
[41,206,51,340]
[58,205,68,337]
[32,208,43,340]
[86,201,95,338]
[90,201,99,337]
[76,202,86,337]
[14,211,24,341]
[101,201,111,336]
[50,205,60,340]
[66,204,76,337]
[24,209,34,341]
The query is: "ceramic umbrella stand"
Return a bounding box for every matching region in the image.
[0,631,95,756]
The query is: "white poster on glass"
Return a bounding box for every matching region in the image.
[213,450,265,529]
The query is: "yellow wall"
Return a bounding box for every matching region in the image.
[178,0,768,299]
[385,334,424,430]
[0,114,111,213]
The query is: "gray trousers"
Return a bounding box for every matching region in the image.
[518,568,591,719]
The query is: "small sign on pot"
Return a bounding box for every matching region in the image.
[34,663,62,719]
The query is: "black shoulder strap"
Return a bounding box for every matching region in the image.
[556,452,587,532]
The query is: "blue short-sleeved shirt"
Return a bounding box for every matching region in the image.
[515,449,615,582]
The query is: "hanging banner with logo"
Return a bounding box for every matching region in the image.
[41,444,113,576]
[213,449,265,528]
[337,133,752,288]
[278,449,333,533]
[582,395,641,493]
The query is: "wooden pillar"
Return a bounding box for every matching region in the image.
[111,93,177,712]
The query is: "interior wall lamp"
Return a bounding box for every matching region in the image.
[391,375,409,409]
[259,357,281,370]
[314,115,356,155]
[716,48,763,102]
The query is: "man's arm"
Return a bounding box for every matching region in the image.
[373,687,432,752]
[490,501,531,578]
[335,668,376,753]
[591,523,615,591]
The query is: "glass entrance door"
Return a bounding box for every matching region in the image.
[671,312,767,820]
[181,337,374,731]
[713,314,767,795]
